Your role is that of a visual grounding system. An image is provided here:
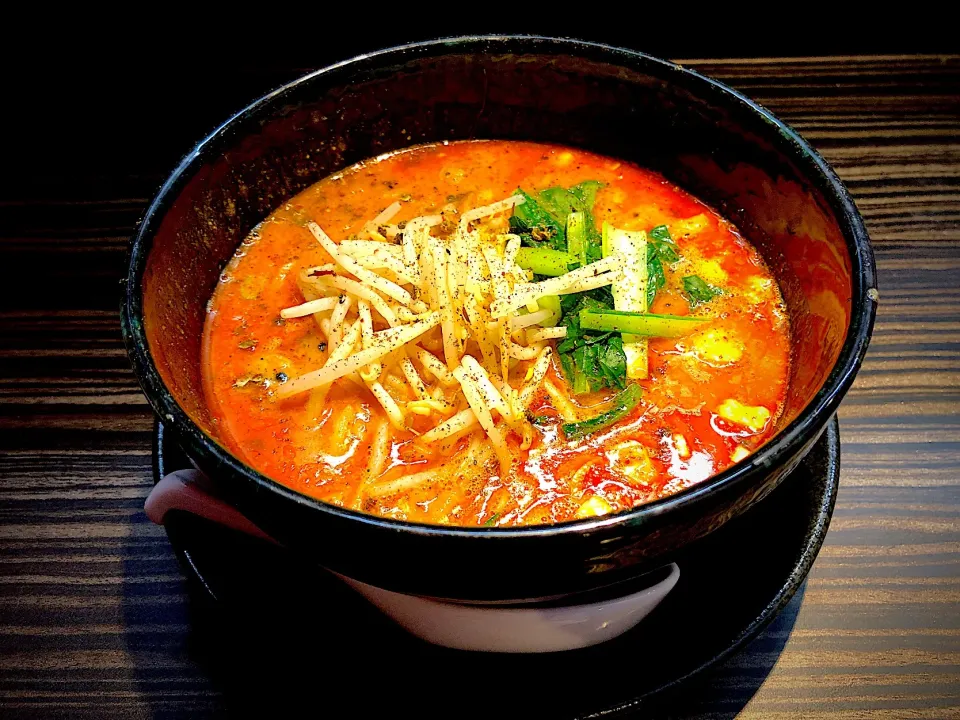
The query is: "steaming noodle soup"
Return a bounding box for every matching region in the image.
[202,140,790,527]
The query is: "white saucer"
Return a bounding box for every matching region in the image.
[146,469,679,653]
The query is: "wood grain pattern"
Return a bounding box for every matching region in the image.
[1,55,958,719]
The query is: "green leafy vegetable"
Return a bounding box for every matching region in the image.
[510,188,706,396]
[649,225,680,263]
[580,309,708,337]
[597,335,627,390]
[562,384,643,440]
[483,513,500,527]
[556,296,613,355]
[563,347,589,395]
[511,183,614,394]
[515,247,578,276]
[646,254,666,308]
[510,182,603,258]
[538,182,603,224]
[556,296,627,394]
[510,189,565,250]
[646,225,680,307]
[563,337,626,395]
[682,275,722,306]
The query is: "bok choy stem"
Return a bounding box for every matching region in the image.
[579,309,708,337]
[515,247,578,277]
[566,212,587,266]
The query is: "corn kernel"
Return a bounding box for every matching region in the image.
[716,398,771,433]
[687,328,743,366]
[575,495,613,518]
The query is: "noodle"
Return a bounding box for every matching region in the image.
[280,297,339,319]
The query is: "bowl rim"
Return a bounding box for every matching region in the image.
[121,34,877,540]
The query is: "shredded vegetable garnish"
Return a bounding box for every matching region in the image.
[277,193,587,462]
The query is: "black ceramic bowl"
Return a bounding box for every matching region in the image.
[122,36,876,602]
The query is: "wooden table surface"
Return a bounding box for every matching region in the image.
[1,54,958,719]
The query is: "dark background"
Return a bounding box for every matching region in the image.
[2,18,954,198]
[2,20,952,312]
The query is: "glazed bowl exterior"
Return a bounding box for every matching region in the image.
[122,36,876,602]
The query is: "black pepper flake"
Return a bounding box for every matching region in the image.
[275,372,288,383]
[318,342,327,352]
[338,294,346,304]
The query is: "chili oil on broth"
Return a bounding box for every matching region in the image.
[202,140,790,527]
